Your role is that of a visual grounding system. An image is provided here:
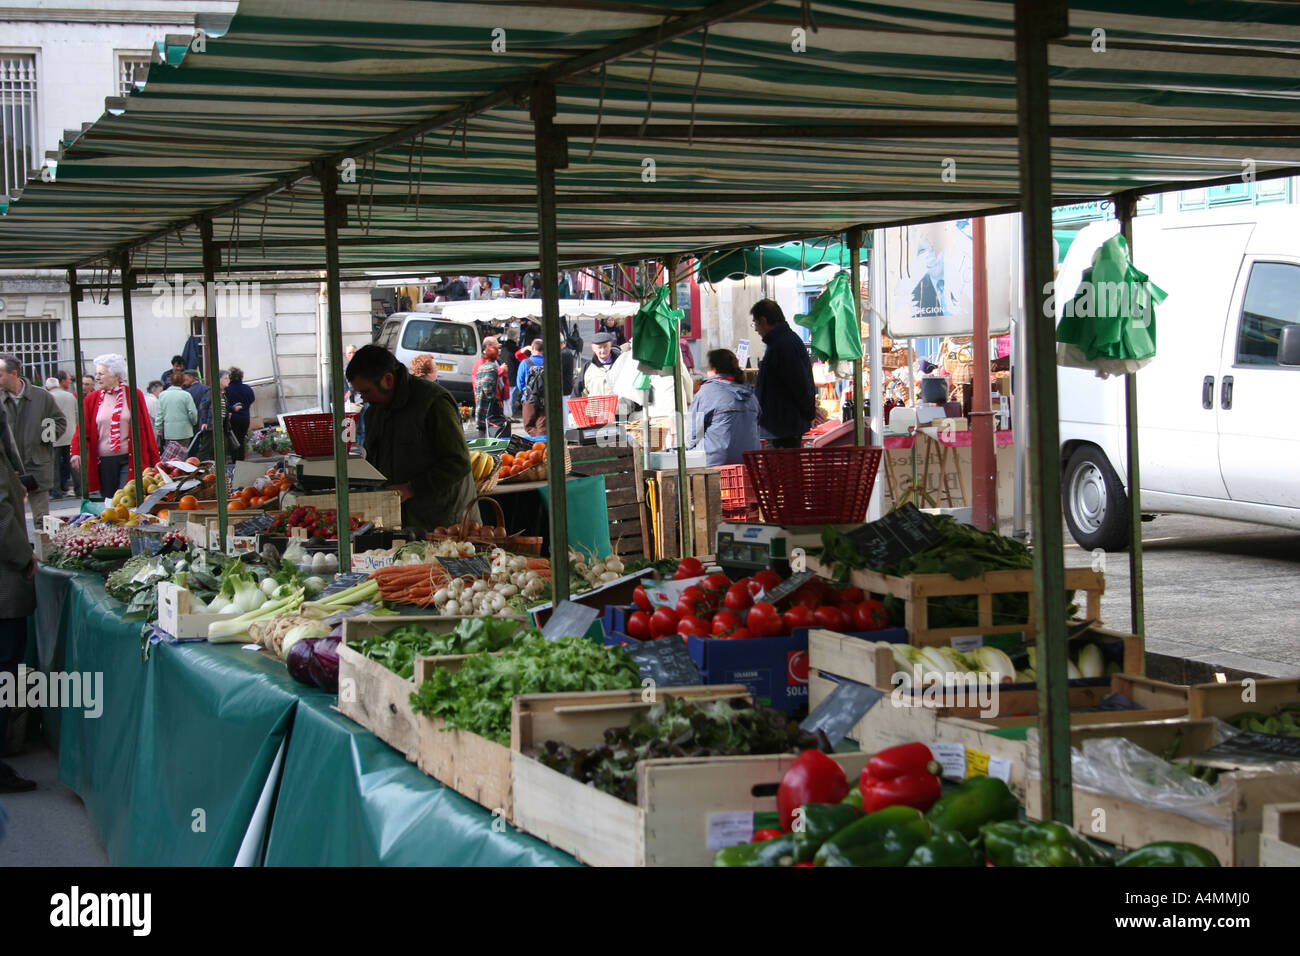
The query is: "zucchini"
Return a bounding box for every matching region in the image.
[91,546,133,560]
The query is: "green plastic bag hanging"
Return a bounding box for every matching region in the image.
[631,286,683,373]
[793,271,864,362]
[1057,234,1166,379]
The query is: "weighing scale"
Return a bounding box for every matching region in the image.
[715,521,858,575]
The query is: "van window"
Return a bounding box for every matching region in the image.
[1236,262,1300,367]
[401,320,476,356]
[377,320,400,352]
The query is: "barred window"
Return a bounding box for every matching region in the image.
[118,53,151,97]
[0,318,60,383]
[1,54,38,200]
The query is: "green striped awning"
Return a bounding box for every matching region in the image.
[1,0,1298,278]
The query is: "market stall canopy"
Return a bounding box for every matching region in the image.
[696,240,851,283]
[416,299,641,323]
[1,0,1299,281]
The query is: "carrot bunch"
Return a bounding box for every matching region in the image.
[370,563,453,607]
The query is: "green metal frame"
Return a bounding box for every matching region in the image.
[199,219,229,554]
[1115,192,1146,643]
[318,161,353,570]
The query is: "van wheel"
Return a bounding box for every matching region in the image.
[1063,446,1130,552]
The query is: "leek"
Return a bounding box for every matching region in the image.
[208,588,304,643]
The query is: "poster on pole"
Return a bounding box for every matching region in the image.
[882,216,1013,337]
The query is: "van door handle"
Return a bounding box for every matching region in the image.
[1202,376,1215,409]
[1221,375,1234,410]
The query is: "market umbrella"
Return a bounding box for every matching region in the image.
[794,270,864,362]
[1057,234,1166,379]
[696,240,851,283]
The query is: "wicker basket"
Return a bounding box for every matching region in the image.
[881,350,907,371]
[428,496,508,548]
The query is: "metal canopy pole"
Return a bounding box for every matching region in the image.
[866,229,885,519]
[199,219,229,553]
[970,217,996,530]
[531,80,571,600]
[66,270,90,500]
[848,228,866,447]
[317,161,352,570]
[1115,192,1146,648]
[666,256,692,557]
[116,254,146,508]
[1014,0,1072,824]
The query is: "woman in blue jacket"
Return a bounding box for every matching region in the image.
[687,349,760,466]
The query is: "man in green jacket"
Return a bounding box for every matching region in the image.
[345,346,477,532]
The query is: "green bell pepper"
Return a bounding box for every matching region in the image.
[713,833,797,867]
[980,820,1112,867]
[1115,842,1221,867]
[815,805,931,867]
[906,828,983,867]
[925,775,1020,838]
[793,803,864,863]
[842,785,863,810]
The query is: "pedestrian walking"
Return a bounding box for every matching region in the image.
[70,354,160,499]
[45,375,77,497]
[0,354,66,527]
[225,367,255,461]
[750,299,817,448]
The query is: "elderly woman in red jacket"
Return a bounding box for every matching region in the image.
[70,353,160,498]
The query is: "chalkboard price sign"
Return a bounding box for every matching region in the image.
[800,677,886,747]
[761,570,816,606]
[233,511,278,536]
[1193,730,1300,770]
[321,602,379,627]
[438,555,493,579]
[318,571,369,599]
[844,503,945,570]
[621,637,702,689]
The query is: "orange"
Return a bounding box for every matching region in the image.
[228,500,247,511]
[501,453,514,467]
[239,486,256,503]
[157,509,170,521]
[202,474,216,484]
[534,442,546,452]
[178,495,198,511]
[185,457,201,466]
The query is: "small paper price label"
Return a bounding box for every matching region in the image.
[707,811,754,851]
[929,742,967,780]
[965,748,990,779]
[950,634,984,653]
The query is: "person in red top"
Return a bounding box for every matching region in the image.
[471,337,511,404]
[70,353,160,498]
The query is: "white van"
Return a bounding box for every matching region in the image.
[1056,204,1300,550]
[374,311,483,404]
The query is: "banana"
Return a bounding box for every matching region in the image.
[470,451,495,480]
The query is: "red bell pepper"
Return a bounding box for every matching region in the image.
[859,742,943,813]
[777,750,849,831]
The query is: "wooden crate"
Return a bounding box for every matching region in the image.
[337,616,474,762]
[284,490,402,530]
[567,443,645,561]
[411,652,737,822]
[1024,720,1300,866]
[511,721,872,866]
[805,556,1107,649]
[155,581,240,639]
[808,668,1187,801]
[808,626,1144,692]
[1260,802,1300,866]
[650,467,723,562]
[1186,677,1300,720]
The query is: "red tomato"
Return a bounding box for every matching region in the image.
[754,569,782,592]
[650,606,679,638]
[703,573,733,593]
[678,556,705,577]
[813,605,849,631]
[782,605,815,633]
[752,828,784,842]
[679,585,710,617]
[746,579,766,599]
[625,610,652,641]
[729,627,753,640]
[632,586,653,613]
[711,610,740,635]
[853,599,890,631]
[791,588,822,611]
[835,586,865,605]
[673,567,699,581]
[747,602,781,637]
[724,585,753,612]
[677,615,710,638]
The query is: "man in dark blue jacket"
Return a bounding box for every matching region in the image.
[750,299,816,448]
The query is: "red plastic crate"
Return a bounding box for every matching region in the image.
[568,395,618,428]
[283,412,359,457]
[719,464,761,522]
[742,447,882,526]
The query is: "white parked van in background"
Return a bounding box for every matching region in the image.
[1056,205,1300,550]
[374,311,483,404]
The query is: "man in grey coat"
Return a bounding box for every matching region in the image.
[0,461,37,792]
[0,354,65,529]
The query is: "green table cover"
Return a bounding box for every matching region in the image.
[33,567,579,866]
